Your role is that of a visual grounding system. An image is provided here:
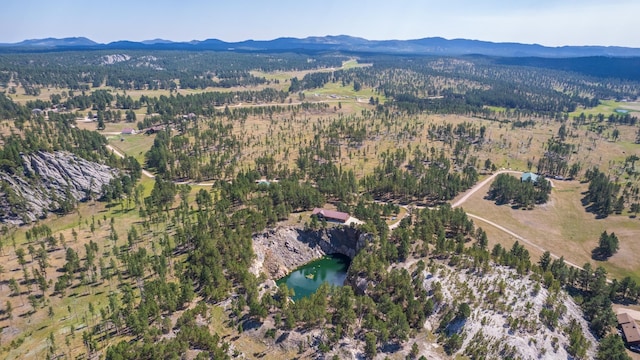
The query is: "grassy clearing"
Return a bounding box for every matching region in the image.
[107,134,156,165]
[620,101,640,112]
[76,121,136,134]
[6,85,73,105]
[484,105,507,113]
[569,99,627,117]
[303,81,383,102]
[341,59,371,70]
[460,179,640,281]
[251,58,369,83]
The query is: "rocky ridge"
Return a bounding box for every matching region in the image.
[421,262,598,359]
[0,151,119,225]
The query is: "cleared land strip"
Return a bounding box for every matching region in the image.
[466,213,582,270]
[451,169,522,208]
[106,144,156,178]
[452,171,585,273]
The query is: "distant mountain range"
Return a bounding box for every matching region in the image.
[1,35,639,58]
[8,37,98,47]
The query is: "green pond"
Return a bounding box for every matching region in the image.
[277,254,350,301]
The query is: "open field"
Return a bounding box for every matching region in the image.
[303,81,385,103]
[621,101,640,112]
[459,177,640,281]
[251,59,369,83]
[106,134,156,165]
[6,84,277,105]
[570,99,640,117]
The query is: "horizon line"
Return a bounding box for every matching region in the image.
[2,35,638,50]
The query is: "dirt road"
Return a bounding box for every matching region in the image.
[452,171,584,272]
[451,170,521,208]
[106,144,156,178]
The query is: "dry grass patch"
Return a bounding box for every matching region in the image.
[460,178,640,280]
[6,86,73,105]
[107,134,156,165]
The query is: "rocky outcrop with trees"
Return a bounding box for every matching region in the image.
[250,226,368,279]
[0,151,118,224]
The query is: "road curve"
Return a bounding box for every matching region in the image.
[451,170,522,208]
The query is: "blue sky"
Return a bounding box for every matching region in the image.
[2,0,639,47]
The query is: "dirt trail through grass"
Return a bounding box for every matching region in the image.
[452,170,585,272]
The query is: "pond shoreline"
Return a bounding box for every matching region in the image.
[250,226,367,280]
[276,254,351,300]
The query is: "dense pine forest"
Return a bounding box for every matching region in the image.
[0,49,639,359]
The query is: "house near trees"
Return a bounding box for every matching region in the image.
[617,312,640,347]
[312,208,350,223]
[144,125,166,134]
[521,172,539,184]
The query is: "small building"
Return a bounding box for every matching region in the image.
[521,172,539,184]
[121,128,136,135]
[145,125,166,134]
[312,208,350,223]
[618,312,640,346]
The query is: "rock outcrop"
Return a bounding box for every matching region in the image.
[0,151,119,225]
[250,226,369,279]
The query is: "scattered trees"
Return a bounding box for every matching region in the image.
[2,47,639,360]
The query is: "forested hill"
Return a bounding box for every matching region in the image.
[495,56,640,82]
[1,35,640,58]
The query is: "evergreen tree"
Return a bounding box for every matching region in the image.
[596,334,631,360]
[592,231,619,260]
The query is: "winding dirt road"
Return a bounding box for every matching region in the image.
[452,170,584,271]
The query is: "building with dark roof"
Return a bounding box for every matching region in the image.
[145,125,166,134]
[312,208,350,223]
[618,312,640,346]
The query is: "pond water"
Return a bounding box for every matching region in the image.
[276,254,350,301]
